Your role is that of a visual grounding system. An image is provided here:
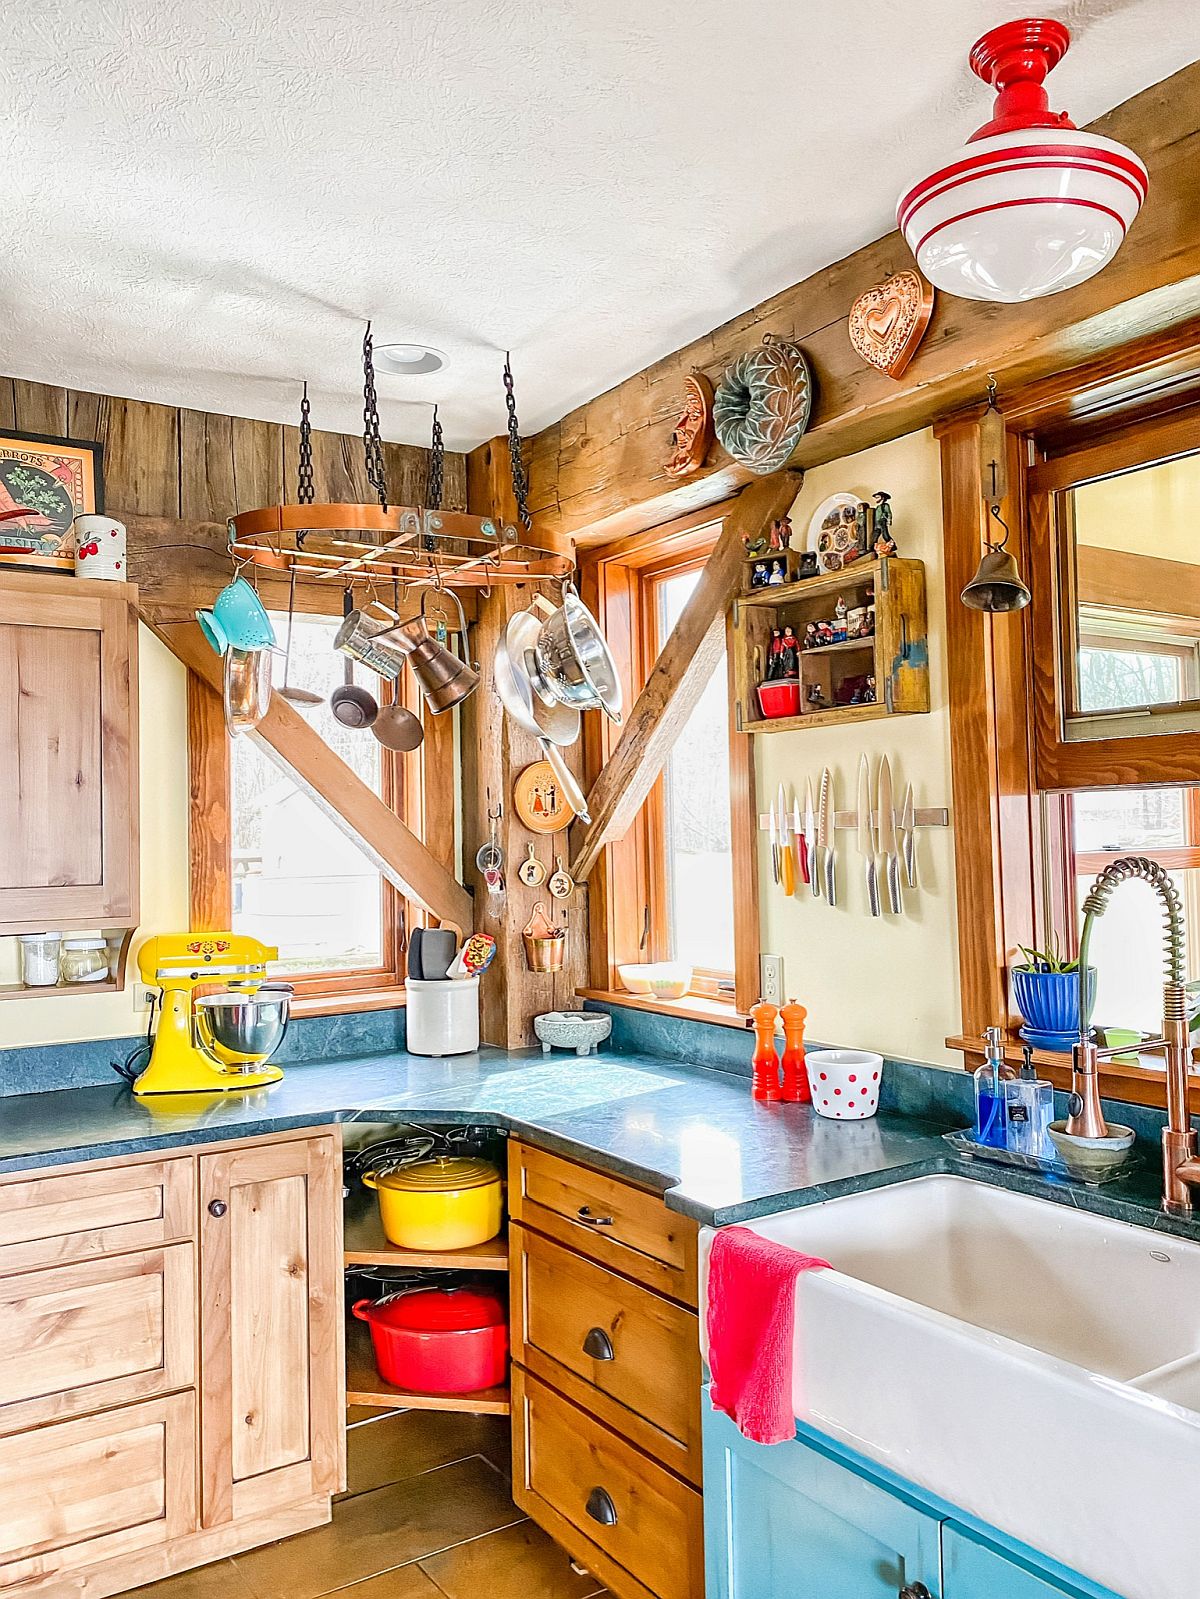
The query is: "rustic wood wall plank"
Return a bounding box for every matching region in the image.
[13,380,68,439]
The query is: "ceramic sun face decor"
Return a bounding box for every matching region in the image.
[713,335,813,474]
[847,270,935,380]
[664,371,715,477]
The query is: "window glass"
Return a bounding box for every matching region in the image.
[231,613,387,976]
[656,570,735,975]
[1073,786,1199,1035]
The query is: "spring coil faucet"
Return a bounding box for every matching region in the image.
[1070,856,1197,1212]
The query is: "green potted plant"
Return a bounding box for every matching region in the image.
[1010,935,1096,1049]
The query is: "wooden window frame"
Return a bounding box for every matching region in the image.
[939,327,1200,1111]
[187,608,454,1005]
[578,503,760,1014]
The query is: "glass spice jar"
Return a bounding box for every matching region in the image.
[60,939,110,985]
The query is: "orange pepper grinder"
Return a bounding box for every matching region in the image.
[779,999,810,1103]
[750,999,780,1101]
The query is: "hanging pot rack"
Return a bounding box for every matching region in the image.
[226,332,572,593]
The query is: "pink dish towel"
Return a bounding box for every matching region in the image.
[706,1225,830,1446]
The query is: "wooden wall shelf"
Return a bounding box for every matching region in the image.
[0,928,135,1002]
[345,1320,511,1415]
[733,557,929,734]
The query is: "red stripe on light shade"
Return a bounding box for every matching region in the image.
[899,157,1146,235]
[912,194,1128,261]
[897,140,1147,227]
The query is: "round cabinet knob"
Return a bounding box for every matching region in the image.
[899,1585,932,1599]
[208,1199,228,1218]
[585,1486,618,1527]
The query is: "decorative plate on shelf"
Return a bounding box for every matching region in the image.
[806,493,864,573]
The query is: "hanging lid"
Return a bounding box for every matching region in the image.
[365,1155,499,1194]
[365,1283,506,1332]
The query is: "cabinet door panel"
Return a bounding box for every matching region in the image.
[0,570,138,931]
[199,1133,343,1526]
[943,1524,1118,1599]
[703,1400,941,1599]
[0,1244,194,1434]
[0,1155,194,1274]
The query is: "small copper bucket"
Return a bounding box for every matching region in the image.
[523,932,566,973]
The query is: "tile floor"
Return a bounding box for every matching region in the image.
[126,1409,607,1599]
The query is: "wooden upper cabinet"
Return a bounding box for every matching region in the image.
[0,569,139,932]
[198,1133,345,1527]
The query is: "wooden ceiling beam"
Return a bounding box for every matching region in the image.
[528,61,1200,546]
[150,617,473,932]
[570,470,800,882]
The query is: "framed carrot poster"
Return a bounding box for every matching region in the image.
[0,431,104,571]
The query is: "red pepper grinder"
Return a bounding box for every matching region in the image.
[779,998,810,1103]
[749,999,781,1101]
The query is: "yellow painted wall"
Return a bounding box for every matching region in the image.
[756,429,960,1067]
[0,625,189,1047]
[1075,450,1200,563]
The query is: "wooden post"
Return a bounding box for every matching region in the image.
[461,440,590,1047]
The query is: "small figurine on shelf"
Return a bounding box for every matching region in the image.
[807,683,826,708]
[766,558,787,585]
[779,625,799,678]
[796,551,819,579]
[816,619,834,647]
[764,627,785,680]
[871,492,897,557]
[750,561,769,589]
[864,674,877,703]
[768,515,792,551]
[855,500,871,552]
[744,530,770,558]
[802,621,819,651]
[833,595,848,642]
[750,999,781,1102]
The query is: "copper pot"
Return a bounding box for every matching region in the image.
[378,591,478,713]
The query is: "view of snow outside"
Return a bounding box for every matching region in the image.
[231,613,386,974]
[658,569,735,974]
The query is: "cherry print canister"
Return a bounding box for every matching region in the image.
[73,514,127,580]
[808,1050,884,1121]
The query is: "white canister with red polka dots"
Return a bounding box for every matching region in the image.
[73,514,127,580]
[809,1050,884,1120]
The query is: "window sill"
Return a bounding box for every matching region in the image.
[946,1032,1200,1115]
[577,987,750,1030]
[291,987,407,1019]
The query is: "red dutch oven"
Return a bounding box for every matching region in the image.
[352,1284,509,1394]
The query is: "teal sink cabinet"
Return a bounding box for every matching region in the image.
[703,1397,1124,1599]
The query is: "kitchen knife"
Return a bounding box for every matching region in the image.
[793,793,807,886]
[818,767,837,906]
[768,806,780,886]
[857,755,881,917]
[777,785,796,896]
[804,779,819,898]
[878,755,902,915]
[900,782,917,890]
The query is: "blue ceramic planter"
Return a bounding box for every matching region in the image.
[1011,965,1096,1048]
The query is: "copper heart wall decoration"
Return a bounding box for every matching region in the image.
[847,271,935,380]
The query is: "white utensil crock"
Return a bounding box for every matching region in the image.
[809,1049,884,1120]
[405,975,480,1057]
[73,514,127,579]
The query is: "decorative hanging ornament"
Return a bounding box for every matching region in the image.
[897,19,1147,304]
[713,336,813,475]
[847,271,934,380]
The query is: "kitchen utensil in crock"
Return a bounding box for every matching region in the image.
[406,926,425,980]
[448,933,497,979]
[352,1282,508,1394]
[524,582,622,724]
[224,645,272,734]
[418,927,458,981]
[360,1155,503,1250]
[278,567,323,707]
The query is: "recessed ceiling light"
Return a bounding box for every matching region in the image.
[373,343,448,377]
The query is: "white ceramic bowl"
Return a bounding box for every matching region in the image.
[809,1050,884,1121]
[617,962,692,1000]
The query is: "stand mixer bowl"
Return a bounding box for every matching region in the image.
[194,984,293,1071]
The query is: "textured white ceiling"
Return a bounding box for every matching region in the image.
[4,1,1198,451]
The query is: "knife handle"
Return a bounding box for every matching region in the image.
[903,835,917,891]
[824,850,837,907]
[865,859,881,918]
[780,843,796,897]
[885,854,903,916]
[798,836,810,885]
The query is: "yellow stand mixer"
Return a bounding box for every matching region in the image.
[135,933,291,1096]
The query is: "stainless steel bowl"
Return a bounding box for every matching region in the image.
[529,585,622,724]
[195,984,292,1070]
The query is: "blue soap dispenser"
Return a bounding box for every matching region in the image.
[974,1026,1013,1149]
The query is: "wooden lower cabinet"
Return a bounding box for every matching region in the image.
[0,1127,345,1598]
[508,1140,704,1599]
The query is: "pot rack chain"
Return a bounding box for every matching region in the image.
[297,381,315,505]
[362,322,388,510]
[427,405,444,512]
[504,353,532,531]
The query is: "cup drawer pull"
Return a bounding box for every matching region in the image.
[577,1205,614,1226]
[582,1326,615,1361]
[585,1486,618,1527]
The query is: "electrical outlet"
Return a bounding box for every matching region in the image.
[760,953,784,1006]
[132,983,155,1013]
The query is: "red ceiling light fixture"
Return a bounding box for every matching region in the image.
[898,18,1148,304]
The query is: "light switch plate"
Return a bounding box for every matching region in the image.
[760,953,784,1006]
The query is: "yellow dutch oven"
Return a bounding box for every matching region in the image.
[362,1156,503,1250]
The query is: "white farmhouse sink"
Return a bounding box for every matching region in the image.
[700,1176,1200,1599]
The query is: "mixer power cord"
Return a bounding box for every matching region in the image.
[111,991,160,1085]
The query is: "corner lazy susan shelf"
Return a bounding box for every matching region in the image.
[732,557,929,734]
